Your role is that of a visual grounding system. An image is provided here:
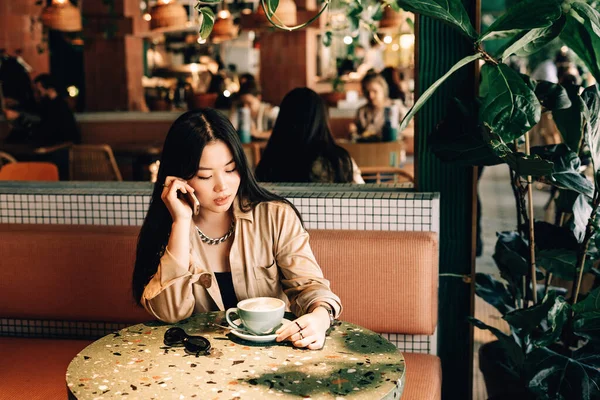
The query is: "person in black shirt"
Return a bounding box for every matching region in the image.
[4,74,80,146]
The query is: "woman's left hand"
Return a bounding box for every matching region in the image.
[275,307,331,350]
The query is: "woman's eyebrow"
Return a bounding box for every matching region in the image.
[197,159,235,171]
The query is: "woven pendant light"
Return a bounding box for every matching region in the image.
[211,10,238,43]
[41,0,82,32]
[150,0,188,30]
[256,0,297,27]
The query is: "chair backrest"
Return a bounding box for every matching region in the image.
[0,162,59,181]
[69,144,123,181]
[338,141,405,168]
[0,151,17,168]
[360,164,414,184]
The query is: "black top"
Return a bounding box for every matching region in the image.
[214,272,238,310]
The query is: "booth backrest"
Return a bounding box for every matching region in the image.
[0,224,438,338]
[310,230,438,335]
[0,224,148,323]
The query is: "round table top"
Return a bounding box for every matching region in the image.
[67,312,405,399]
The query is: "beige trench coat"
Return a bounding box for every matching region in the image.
[142,200,342,323]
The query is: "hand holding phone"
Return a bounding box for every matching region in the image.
[178,190,200,216]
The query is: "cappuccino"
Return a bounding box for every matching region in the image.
[226,297,285,335]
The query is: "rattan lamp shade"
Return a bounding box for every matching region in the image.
[41,0,82,32]
[150,1,188,30]
[256,0,297,27]
[211,11,238,43]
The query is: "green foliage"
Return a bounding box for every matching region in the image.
[395,0,477,39]
[479,0,563,42]
[197,7,215,40]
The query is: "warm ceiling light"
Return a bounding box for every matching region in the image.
[41,0,82,32]
[143,13,152,21]
[218,10,231,19]
[383,35,392,44]
[150,0,187,30]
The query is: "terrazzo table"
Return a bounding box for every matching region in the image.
[66,312,405,399]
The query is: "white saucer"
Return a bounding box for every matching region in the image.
[229,318,292,343]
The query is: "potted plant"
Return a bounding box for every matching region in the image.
[389,0,600,398]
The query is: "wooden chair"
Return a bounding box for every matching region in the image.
[0,151,17,168]
[360,165,414,184]
[0,161,59,181]
[69,144,123,181]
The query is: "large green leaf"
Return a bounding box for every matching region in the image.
[395,0,477,39]
[553,84,586,153]
[469,317,525,367]
[530,144,594,198]
[493,231,530,302]
[536,248,593,281]
[526,346,600,400]
[573,286,600,314]
[504,291,559,336]
[500,16,566,60]
[399,53,483,133]
[429,98,504,166]
[475,273,516,315]
[533,295,570,348]
[484,130,554,177]
[198,7,215,40]
[561,7,600,82]
[572,287,600,342]
[480,64,542,143]
[582,86,600,182]
[572,193,593,243]
[534,81,572,111]
[534,221,579,251]
[480,0,562,42]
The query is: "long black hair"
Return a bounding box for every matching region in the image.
[254,87,354,183]
[132,108,300,304]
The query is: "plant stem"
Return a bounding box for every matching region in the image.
[573,189,600,305]
[525,131,538,305]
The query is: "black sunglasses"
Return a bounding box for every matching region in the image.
[163,327,211,357]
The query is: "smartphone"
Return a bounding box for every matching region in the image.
[178,190,200,215]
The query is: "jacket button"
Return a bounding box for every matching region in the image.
[199,273,212,288]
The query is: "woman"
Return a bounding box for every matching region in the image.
[230,80,279,140]
[255,87,364,184]
[354,73,408,140]
[132,109,340,349]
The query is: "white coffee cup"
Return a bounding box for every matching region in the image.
[225,297,285,335]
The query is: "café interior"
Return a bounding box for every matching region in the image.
[3,1,598,400]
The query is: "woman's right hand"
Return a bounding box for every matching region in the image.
[161,176,196,222]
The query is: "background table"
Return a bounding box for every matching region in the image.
[67,312,405,399]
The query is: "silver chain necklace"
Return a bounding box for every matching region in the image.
[195,220,235,245]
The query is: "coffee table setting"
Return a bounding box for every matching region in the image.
[66,297,405,399]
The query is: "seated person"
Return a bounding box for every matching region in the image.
[230,81,279,140]
[133,108,341,349]
[381,66,407,104]
[4,74,80,146]
[352,73,407,141]
[255,87,364,184]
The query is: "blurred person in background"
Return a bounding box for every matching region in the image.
[352,73,407,141]
[380,66,407,104]
[255,87,364,184]
[230,80,279,140]
[4,74,80,146]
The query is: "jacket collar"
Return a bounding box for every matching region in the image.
[233,197,254,223]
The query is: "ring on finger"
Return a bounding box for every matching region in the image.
[295,321,303,332]
[299,331,304,339]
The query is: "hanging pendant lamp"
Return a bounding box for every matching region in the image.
[211,10,238,43]
[41,0,82,32]
[150,0,188,30]
[256,0,297,27]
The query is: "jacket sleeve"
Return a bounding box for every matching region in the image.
[141,247,199,323]
[273,204,343,318]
